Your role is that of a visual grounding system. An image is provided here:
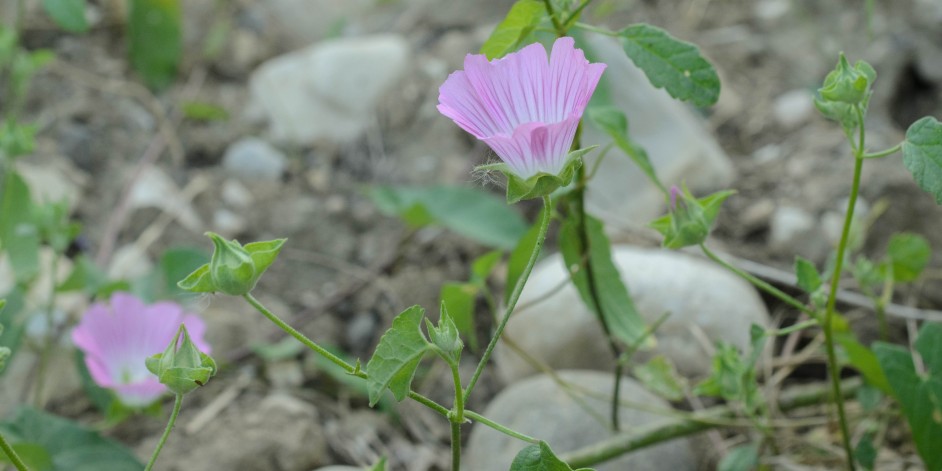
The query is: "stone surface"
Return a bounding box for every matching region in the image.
[464,370,697,471]
[773,89,814,128]
[248,35,410,145]
[495,245,770,381]
[581,35,736,230]
[222,137,287,182]
[768,205,828,261]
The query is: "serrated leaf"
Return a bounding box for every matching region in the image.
[875,323,942,471]
[368,185,528,250]
[795,256,822,293]
[480,0,544,60]
[365,306,431,406]
[903,116,942,205]
[885,233,930,283]
[0,406,143,470]
[585,105,664,192]
[633,355,687,401]
[41,0,88,33]
[560,214,648,347]
[128,0,181,89]
[618,24,720,107]
[509,441,594,471]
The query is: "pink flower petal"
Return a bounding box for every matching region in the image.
[437,37,606,178]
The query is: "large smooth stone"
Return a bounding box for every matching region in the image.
[249,35,409,145]
[464,370,697,471]
[495,245,770,381]
[581,35,736,229]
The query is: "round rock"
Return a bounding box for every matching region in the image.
[464,370,697,471]
[495,245,770,381]
[222,137,287,182]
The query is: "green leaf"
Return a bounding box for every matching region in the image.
[365,306,431,406]
[480,0,544,60]
[585,106,663,192]
[181,101,229,122]
[884,233,930,282]
[874,323,942,471]
[633,355,687,401]
[903,116,942,205]
[855,434,878,470]
[128,0,182,89]
[440,282,478,351]
[0,119,38,159]
[836,333,891,395]
[0,406,143,470]
[509,441,594,471]
[41,0,88,33]
[506,216,544,303]
[482,147,594,204]
[158,246,210,298]
[560,214,649,347]
[471,250,503,284]
[369,457,388,471]
[718,443,759,471]
[369,185,528,250]
[617,24,720,107]
[0,171,40,283]
[794,256,822,293]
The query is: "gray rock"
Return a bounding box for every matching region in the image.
[312,467,362,471]
[222,137,287,182]
[581,35,736,229]
[464,371,697,471]
[248,35,409,145]
[769,205,828,261]
[773,89,814,129]
[495,246,770,381]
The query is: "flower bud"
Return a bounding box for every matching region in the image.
[208,232,257,295]
[145,324,216,396]
[818,54,876,106]
[426,302,463,365]
[650,186,735,249]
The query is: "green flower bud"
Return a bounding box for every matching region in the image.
[818,54,876,106]
[649,186,735,249]
[426,302,463,366]
[178,233,286,296]
[145,324,217,396]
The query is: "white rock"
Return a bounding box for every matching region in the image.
[221,179,255,208]
[107,244,153,280]
[222,137,287,182]
[581,35,736,230]
[249,35,409,145]
[769,205,827,260]
[15,158,86,210]
[465,371,698,471]
[212,208,247,236]
[773,89,814,128]
[495,246,770,381]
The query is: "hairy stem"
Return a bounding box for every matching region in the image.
[145,394,183,471]
[451,421,462,471]
[463,195,552,402]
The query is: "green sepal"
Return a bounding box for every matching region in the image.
[426,301,463,366]
[145,324,216,396]
[478,147,596,204]
[176,263,215,293]
[244,238,287,277]
[649,187,735,249]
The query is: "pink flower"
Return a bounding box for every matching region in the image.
[71,293,211,407]
[438,37,606,179]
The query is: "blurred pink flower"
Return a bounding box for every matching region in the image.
[438,37,606,179]
[71,293,211,407]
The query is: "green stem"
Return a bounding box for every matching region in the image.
[861,143,901,159]
[562,0,594,28]
[541,0,565,35]
[243,293,362,377]
[699,244,817,319]
[822,105,866,471]
[145,394,183,471]
[0,431,30,471]
[768,318,819,336]
[463,195,552,403]
[451,421,461,471]
[448,358,464,471]
[465,410,540,444]
[561,378,862,468]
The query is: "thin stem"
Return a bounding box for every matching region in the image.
[463,195,552,402]
[861,143,901,159]
[768,318,819,336]
[563,0,594,28]
[450,362,465,423]
[451,422,461,471]
[464,410,540,444]
[541,0,565,35]
[822,105,867,471]
[0,431,30,471]
[145,394,183,471]
[408,391,450,416]
[699,244,817,319]
[243,293,361,377]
